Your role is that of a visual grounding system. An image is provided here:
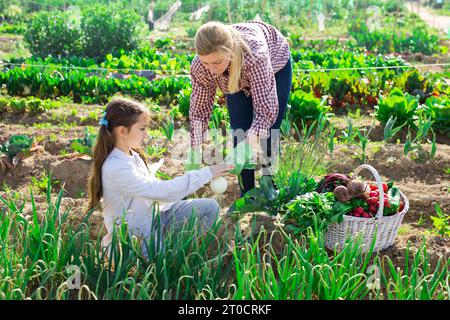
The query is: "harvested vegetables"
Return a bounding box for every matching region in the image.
[210,176,228,194]
[283,191,344,234]
[317,173,404,218]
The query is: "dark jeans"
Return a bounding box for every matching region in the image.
[226,56,292,197]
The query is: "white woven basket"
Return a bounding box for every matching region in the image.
[324,164,409,253]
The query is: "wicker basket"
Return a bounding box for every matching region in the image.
[324,164,409,253]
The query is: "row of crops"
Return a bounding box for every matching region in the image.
[1,47,449,134]
[0,164,448,300]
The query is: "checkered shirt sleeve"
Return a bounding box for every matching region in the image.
[189,56,217,148]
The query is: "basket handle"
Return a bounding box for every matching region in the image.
[353,164,384,219]
[399,189,410,214]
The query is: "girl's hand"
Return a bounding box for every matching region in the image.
[209,164,235,178]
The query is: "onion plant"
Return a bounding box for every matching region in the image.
[1,175,449,300]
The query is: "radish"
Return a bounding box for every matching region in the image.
[210,177,228,194]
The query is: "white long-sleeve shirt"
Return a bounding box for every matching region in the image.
[101,148,213,237]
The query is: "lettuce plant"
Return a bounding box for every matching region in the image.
[423,95,450,133]
[0,135,34,160]
[375,88,419,127]
[289,90,331,124]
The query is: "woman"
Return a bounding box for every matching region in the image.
[189,20,292,197]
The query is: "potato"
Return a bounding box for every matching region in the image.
[347,180,367,198]
[334,185,351,202]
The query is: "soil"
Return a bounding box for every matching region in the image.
[0,111,449,273]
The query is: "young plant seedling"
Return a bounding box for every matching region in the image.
[428,203,450,237]
[340,119,375,163]
[161,114,175,142]
[404,114,436,161]
[0,134,34,167]
[383,115,406,143]
[70,128,97,156]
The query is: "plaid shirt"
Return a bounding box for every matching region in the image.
[189,21,291,148]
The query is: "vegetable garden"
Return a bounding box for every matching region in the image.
[0,0,449,300]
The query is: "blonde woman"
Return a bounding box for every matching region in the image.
[189,20,292,197]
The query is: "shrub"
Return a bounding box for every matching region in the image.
[24,10,82,57]
[23,5,144,59]
[80,4,142,58]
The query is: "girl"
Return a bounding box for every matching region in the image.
[86,97,234,254]
[189,20,292,197]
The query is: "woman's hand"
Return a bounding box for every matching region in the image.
[209,164,235,178]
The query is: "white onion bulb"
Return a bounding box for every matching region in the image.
[211,177,228,194]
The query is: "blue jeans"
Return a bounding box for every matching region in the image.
[225,56,292,196]
[159,198,220,233]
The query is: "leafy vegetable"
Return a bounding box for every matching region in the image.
[283,191,344,234]
[0,135,34,160]
[385,186,401,216]
[70,128,97,156]
[228,172,318,219]
[289,89,331,123]
[375,88,419,127]
[423,96,450,133]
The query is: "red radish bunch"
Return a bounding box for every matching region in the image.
[368,182,388,193]
[350,206,372,218]
[347,182,397,218]
[365,182,398,215]
[399,201,405,212]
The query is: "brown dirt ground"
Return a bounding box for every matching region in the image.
[0,113,449,272]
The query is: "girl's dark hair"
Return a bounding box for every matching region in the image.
[86,97,149,213]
